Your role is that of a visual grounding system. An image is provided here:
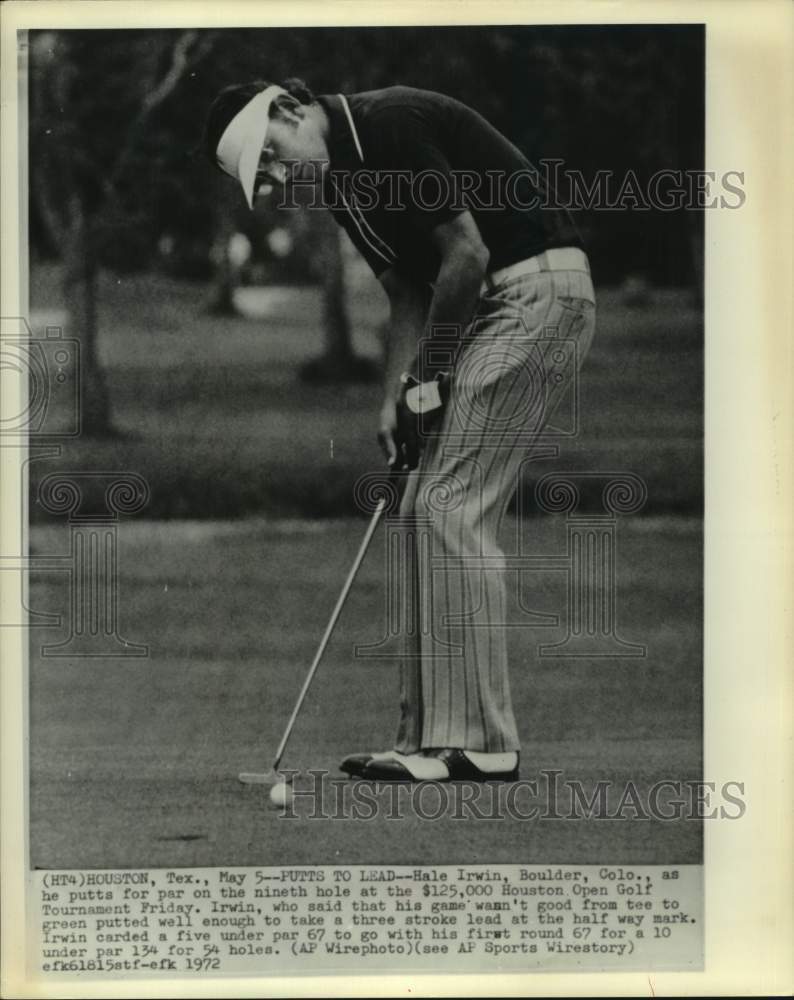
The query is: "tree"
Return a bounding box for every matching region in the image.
[29,29,216,435]
[299,202,378,384]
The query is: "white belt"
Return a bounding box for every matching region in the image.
[481,247,589,296]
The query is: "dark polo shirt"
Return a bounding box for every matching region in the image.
[315,87,583,285]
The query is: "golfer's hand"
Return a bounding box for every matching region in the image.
[379,374,452,471]
[377,399,399,468]
[377,395,421,472]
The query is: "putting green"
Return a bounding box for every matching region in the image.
[29,514,702,869]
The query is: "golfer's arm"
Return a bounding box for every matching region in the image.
[421,211,490,376]
[378,211,488,393]
[379,269,430,403]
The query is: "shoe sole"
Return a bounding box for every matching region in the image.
[343,770,520,784]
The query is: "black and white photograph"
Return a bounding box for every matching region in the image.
[1,1,791,995]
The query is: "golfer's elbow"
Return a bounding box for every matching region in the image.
[440,239,489,287]
[431,210,490,283]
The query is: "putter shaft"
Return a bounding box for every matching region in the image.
[269,497,387,773]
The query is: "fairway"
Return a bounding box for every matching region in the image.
[28,271,703,520]
[29,513,702,869]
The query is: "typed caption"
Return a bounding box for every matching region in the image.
[32,864,702,977]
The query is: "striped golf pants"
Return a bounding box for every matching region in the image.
[393,260,596,753]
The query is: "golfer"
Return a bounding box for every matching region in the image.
[203,79,595,782]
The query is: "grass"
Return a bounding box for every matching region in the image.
[29,514,701,868]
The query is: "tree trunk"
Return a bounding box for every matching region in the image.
[63,204,114,436]
[207,234,238,316]
[207,185,240,316]
[322,223,354,364]
[300,215,377,384]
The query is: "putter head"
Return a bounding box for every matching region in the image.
[238,770,278,785]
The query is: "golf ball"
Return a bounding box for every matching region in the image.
[269,780,293,807]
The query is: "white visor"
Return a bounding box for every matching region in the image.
[215,85,288,208]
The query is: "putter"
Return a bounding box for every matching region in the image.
[239,493,391,785]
